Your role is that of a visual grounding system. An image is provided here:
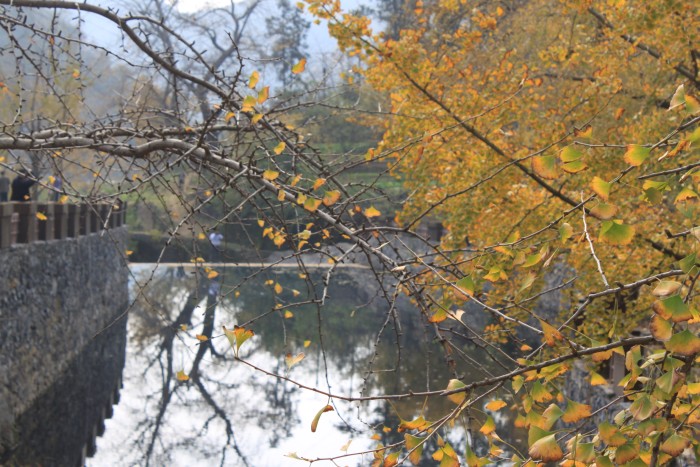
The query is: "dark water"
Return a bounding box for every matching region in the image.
[8,263,521,466]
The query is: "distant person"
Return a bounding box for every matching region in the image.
[51,175,62,201]
[208,230,224,262]
[0,171,9,201]
[10,170,35,201]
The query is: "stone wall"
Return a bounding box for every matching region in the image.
[0,227,129,453]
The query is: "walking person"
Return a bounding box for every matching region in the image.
[0,171,9,202]
[10,170,35,201]
[51,175,62,201]
[208,229,224,262]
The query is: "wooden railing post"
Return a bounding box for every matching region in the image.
[79,204,89,235]
[37,203,55,241]
[13,202,37,243]
[53,203,69,240]
[67,204,79,238]
[0,203,17,248]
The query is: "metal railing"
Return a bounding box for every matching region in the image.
[0,202,127,248]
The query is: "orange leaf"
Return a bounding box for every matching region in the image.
[292,58,307,74]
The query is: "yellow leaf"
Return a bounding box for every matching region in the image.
[180,324,187,331]
[539,319,563,346]
[561,399,592,423]
[176,370,189,381]
[444,378,467,405]
[196,334,208,342]
[248,70,259,89]
[274,283,283,294]
[273,141,286,155]
[263,169,279,181]
[303,339,311,348]
[251,113,263,124]
[485,399,507,411]
[225,111,236,122]
[284,310,294,319]
[125,250,134,256]
[304,197,322,212]
[529,434,563,462]
[323,190,341,206]
[364,206,381,218]
[242,95,256,112]
[72,69,80,79]
[310,404,334,432]
[312,178,326,190]
[36,212,47,221]
[278,189,286,201]
[198,233,206,240]
[292,58,307,74]
[285,352,305,370]
[479,416,496,435]
[257,86,269,104]
[589,370,607,386]
[207,270,219,279]
[257,219,265,227]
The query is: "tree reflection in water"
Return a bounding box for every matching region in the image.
[92,262,519,466]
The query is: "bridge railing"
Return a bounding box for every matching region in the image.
[0,202,127,248]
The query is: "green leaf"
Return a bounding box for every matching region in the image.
[655,370,676,395]
[559,222,573,241]
[658,295,692,322]
[623,145,651,166]
[455,276,475,296]
[665,329,700,356]
[570,441,596,463]
[310,404,334,432]
[629,394,655,421]
[590,176,612,201]
[560,145,583,162]
[644,187,664,204]
[679,253,698,274]
[242,94,257,112]
[528,426,551,447]
[599,220,635,245]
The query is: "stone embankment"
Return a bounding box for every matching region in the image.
[0,202,129,462]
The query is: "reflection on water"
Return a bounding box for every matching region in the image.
[88,264,520,466]
[2,315,127,467]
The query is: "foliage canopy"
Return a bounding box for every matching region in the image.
[0,0,699,465]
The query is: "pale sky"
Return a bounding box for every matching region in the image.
[169,0,241,13]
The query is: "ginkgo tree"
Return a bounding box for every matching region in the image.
[0,0,699,465]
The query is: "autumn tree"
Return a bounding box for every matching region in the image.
[0,0,699,465]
